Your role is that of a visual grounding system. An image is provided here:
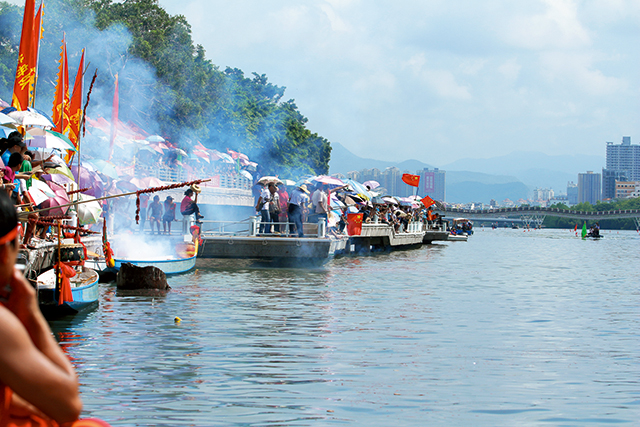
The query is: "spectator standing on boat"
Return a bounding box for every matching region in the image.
[4,153,33,205]
[180,187,204,221]
[277,185,289,233]
[288,184,310,237]
[138,193,149,233]
[268,183,281,233]
[163,196,176,235]
[148,195,162,235]
[311,184,329,224]
[0,191,86,425]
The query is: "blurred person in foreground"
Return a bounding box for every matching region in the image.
[0,192,110,426]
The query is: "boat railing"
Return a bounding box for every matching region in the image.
[199,217,328,238]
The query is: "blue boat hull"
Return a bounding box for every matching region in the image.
[38,268,100,318]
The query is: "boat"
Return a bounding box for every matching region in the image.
[447,233,468,242]
[113,255,196,275]
[451,218,474,235]
[37,266,100,318]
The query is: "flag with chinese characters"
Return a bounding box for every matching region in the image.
[421,195,435,208]
[51,36,69,134]
[11,0,36,110]
[67,49,85,149]
[401,173,420,187]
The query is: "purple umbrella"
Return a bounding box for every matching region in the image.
[71,165,104,198]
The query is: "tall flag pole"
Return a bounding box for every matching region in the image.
[108,73,119,161]
[51,34,69,134]
[11,0,36,110]
[28,1,44,108]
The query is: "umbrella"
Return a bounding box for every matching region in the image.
[3,107,55,127]
[239,170,252,180]
[310,175,345,188]
[44,156,75,181]
[88,159,119,179]
[382,196,399,205]
[281,179,296,187]
[344,179,372,200]
[115,179,138,193]
[40,181,70,215]
[42,173,74,186]
[26,128,76,151]
[257,176,283,185]
[0,112,16,125]
[75,194,102,225]
[28,179,55,205]
[146,135,165,143]
[363,180,380,190]
[71,165,104,198]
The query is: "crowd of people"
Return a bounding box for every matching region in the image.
[251,179,446,237]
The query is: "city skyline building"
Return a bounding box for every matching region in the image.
[578,171,601,204]
[567,181,578,205]
[606,136,640,181]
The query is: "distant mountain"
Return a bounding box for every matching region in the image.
[329,142,529,203]
[329,142,434,174]
[441,151,604,192]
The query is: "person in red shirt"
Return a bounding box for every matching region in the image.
[180,188,203,221]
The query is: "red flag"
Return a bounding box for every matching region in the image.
[11,0,36,110]
[346,213,363,236]
[28,2,43,107]
[421,195,435,208]
[52,36,69,133]
[67,49,85,148]
[402,173,420,187]
[108,74,119,160]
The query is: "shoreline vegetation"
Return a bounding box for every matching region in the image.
[542,199,640,230]
[0,0,331,177]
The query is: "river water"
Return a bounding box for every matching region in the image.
[50,228,640,426]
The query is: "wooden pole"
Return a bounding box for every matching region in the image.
[30,178,211,215]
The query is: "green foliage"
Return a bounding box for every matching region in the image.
[544,199,640,230]
[0,0,331,175]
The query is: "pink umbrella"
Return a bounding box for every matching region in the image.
[41,181,70,215]
[310,175,344,188]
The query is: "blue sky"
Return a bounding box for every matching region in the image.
[157,0,640,166]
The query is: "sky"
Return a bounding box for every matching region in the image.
[156,0,640,166]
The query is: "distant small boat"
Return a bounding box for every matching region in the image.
[113,255,196,275]
[37,266,99,318]
[447,234,468,242]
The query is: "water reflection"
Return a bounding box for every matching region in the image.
[49,230,640,426]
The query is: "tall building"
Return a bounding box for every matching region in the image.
[578,171,601,204]
[606,136,640,181]
[418,168,446,202]
[602,168,627,200]
[533,188,554,201]
[567,182,578,205]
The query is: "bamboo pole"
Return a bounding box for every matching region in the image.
[29,178,211,215]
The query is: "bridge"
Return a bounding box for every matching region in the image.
[439,207,640,229]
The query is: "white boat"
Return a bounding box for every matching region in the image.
[447,234,468,242]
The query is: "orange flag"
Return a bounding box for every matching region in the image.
[67,49,85,149]
[52,35,69,134]
[108,74,119,161]
[402,173,420,187]
[421,195,435,208]
[11,0,36,110]
[28,2,43,107]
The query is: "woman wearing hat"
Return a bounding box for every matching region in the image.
[163,196,176,234]
[180,188,203,221]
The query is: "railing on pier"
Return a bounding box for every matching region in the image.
[198,217,328,238]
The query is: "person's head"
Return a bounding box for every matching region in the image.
[24,150,33,162]
[0,191,19,284]
[165,196,173,203]
[8,152,23,170]
[184,188,194,197]
[268,183,277,193]
[153,195,160,202]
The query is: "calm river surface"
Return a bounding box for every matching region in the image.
[50,228,640,426]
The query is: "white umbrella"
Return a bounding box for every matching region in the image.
[76,194,102,225]
[7,108,55,127]
[27,128,76,151]
[0,112,16,125]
